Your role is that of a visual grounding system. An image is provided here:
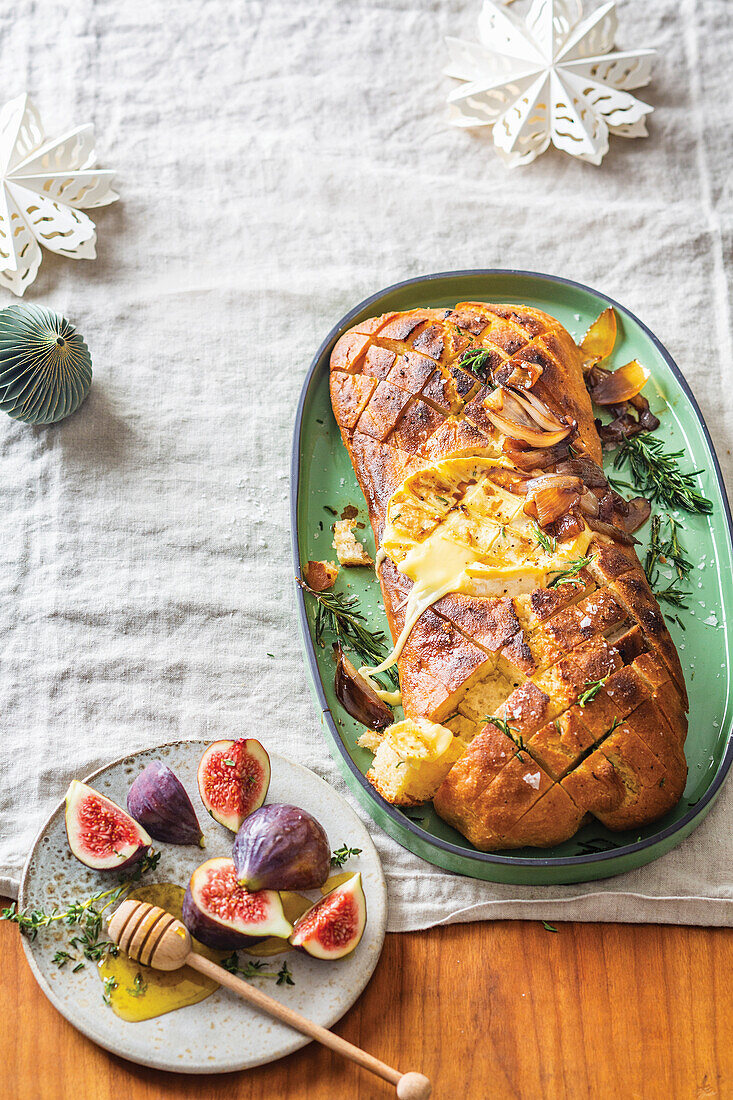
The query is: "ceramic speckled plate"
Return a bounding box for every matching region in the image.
[18,741,387,1074]
[291,269,733,885]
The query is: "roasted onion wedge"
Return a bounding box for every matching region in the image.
[579,307,617,367]
[334,645,393,730]
[484,387,572,449]
[588,360,651,406]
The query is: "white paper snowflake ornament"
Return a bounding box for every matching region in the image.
[0,94,118,296]
[445,0,655,167]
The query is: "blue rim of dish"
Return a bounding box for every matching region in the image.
[290,268,733,868]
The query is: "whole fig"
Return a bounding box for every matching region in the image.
[233,803,331,892]
[127,761,203,846]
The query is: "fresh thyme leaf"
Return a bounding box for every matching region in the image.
[221,953,296,984]
[547,555,595,588]
[299,580,399,689]
[533,523,557,555]
[276,962,295,987]
[330,844,362,869]
[612,434,713,514]
[606,716,623,737]
[542,921,558,933]
[72,962,85,973]
[1,849,161,967]
[460,346,495,383]
[102,975,118,1005]
[577,676,609,707]
[52,950,75,968]
[223,758,236,766]
[126,972,147,997]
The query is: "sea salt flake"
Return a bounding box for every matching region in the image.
[524,771,541,789]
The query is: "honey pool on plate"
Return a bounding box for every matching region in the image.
[98,883,314,1020]
[98,883,221,1022]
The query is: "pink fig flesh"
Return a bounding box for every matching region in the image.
[289,871,366,960]
[181,856,292,950]
[65,780,151,871]
[197,738,270,832]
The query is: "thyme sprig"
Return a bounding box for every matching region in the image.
[221,955,295,986]
[612,434,713,514]
[299,580,398,688]
[1,850,161,966]
[547,555,596,588]
[331,844,362,869]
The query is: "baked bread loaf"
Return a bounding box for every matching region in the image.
[329,303,688,849]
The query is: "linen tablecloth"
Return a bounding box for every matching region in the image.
[0,0,731,927]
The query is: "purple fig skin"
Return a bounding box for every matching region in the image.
[181,883,263,951]
[127,761,204,846]
[233,803,331,892]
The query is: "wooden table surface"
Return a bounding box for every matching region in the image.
[3,909,731,1100]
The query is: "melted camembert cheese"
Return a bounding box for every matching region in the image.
[361,456,592,699]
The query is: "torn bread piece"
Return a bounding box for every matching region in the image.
[333,518,373,566]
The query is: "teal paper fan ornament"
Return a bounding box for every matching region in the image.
[0,305,92,425]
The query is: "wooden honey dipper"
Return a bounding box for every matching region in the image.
[108,899,431,1099]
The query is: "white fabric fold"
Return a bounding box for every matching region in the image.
[0,0,731,927]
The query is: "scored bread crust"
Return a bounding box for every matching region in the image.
[328,302,688,849]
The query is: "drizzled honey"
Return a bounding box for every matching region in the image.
[98,882,221,1022]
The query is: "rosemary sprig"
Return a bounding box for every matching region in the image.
[459,347,494,383]
[299,580,398,688]
[483,715,517,740]
[547,555,595,588]
[1,850,160,966]
[644,513,692,608]
[577,676,609,708]
[612,434,712,514]
[533,523,557,555]
[330,844,362,869]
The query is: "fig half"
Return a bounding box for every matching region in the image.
[289,872,367,960]
[181,856,292,950]
[65,780,151,871]
[197,738,270,832]
[233,803,331,892]
[127,760,204,846]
